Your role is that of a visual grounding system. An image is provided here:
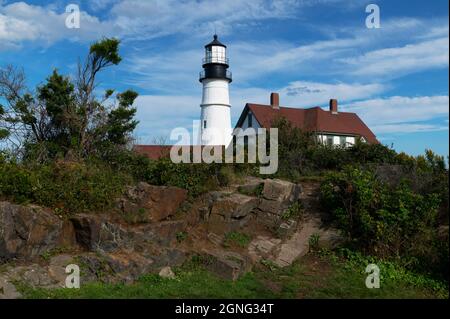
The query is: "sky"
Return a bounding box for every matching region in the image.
[0,0,448,157]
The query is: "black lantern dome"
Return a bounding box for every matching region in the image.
[199,35,232,83]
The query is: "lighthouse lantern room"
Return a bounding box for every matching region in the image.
[199,35,233,146]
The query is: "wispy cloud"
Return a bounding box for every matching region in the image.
[339,37,449,77]
[342,95,449,134]
[0,2,116,49]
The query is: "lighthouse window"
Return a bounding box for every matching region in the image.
[203,120,207,129]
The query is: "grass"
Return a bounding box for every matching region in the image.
[17,251,448,299]
[223,232,252,248]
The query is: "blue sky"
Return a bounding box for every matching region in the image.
[1,0,448,156]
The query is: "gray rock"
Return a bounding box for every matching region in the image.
[159,266,175,279]
[277,219,298,239]
[0,202,63,261]
[262,179,301,203]
[118,183,188,223]
[70,214,102,251]
[0,275,22,299]
[201,249,252,281]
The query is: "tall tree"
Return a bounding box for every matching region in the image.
[0,38,140,161]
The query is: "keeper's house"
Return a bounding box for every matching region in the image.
[235,93,378,147]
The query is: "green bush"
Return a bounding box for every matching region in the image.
[0,161,131,214]
[319,166,447,280]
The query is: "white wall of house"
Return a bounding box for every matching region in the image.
[240,111,261,130]
[317,134,357,147]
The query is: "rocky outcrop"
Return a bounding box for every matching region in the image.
[117,182,188,223]
[201,249,252,281]
[261,179,302,203]
[0,202,66,261]
[0,178,343,298]
[207,193,259,234]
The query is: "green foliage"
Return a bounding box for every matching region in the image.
[176,232,188,243]
[0,103,8,140]
[237,183,264,197]
[105,90,139,145]
[281,201,303,220]
[223,231,252,248]
[319,166,447,280]
[272,116,402,179]
[1,38,138,162]
[144,158,222,197]
[0,161,130,214]
[308,233,321,252]
[327,248,448,298]
[89,37,122,66]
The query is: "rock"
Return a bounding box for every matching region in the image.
[58,220,77,247]
[159,266,175,279]
[253,180,302,231]
[201,249,251,281]
[257,199,286,215]
[255,211,280,229]
[0,202,63,261]
[97,222,130,252]
[0,275,22,299]
[207,232,223,246]
[277,219,298,239]
[119,183,188,223]
[103,250,154,283]
[151,248,187,269]
[5,264,58,288]
[274,216,322,267]
[262,179,302,203]
[248,236,282,263]
[207,194,258,234]
[237,178,264,196]
[210,193,258,219]
[47,254,76,287]
[137,220,188,246]
[70,214,102,250]
[316,228,345,250]
[77,253,111,283]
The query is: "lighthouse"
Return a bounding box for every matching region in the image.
[199,35,233,146]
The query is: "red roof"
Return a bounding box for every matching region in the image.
[133,145,172,160]
[238,103,378,144]
[133,145,225,160]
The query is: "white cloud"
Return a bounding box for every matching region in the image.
[342,95,449,134]
[339,37,449,77]
[0,2,115,49]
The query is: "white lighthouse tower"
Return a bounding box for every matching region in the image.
[199,35,233,146]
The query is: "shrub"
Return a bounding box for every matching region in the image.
[319,166,447,280]
[0,161,131,214]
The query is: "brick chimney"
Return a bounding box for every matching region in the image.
[330,99,338,114]
[270,93,280,109]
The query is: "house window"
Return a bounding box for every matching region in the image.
[248,113,253,127]
[340,136,346,147]
[326,136,333,146]
[203,120,207,129]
